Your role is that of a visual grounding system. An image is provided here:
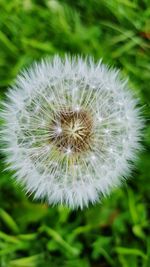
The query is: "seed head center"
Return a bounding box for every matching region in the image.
[65,120,85,139]
[50,108,93,154]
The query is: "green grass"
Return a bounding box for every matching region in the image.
[0,0,150,266]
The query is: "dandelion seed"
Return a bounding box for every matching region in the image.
[65,147,72,155]
[97,116,103,122]
[104,128,110,134]
[0,55,144,209]
[55,126,62,135]
[73,105,80,112]
[91,154,97,161]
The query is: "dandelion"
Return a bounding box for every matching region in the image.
[0,55,143,209]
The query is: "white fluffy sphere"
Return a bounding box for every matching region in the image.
[1,55,143,209]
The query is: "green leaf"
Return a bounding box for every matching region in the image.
[9,254,44,267]
[0,209,19,234]
[40,226,79,257]
[115,247,147,260]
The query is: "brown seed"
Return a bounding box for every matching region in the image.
[49,108,93,154]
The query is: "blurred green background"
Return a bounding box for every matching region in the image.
[0,0,150,266]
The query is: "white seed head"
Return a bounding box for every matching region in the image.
[0,55,144,209]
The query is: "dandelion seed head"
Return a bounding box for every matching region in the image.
[0,55,144,209]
